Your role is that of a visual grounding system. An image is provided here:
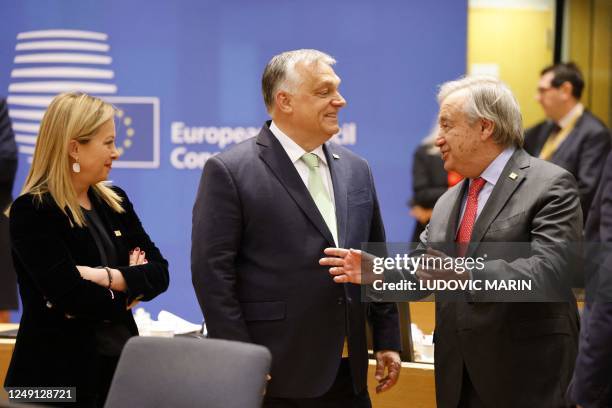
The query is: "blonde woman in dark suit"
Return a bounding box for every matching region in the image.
[4,92,169,407]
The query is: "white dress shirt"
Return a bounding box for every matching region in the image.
[458,147,516,234]
[557,103,584,129]
[269,121,336,206]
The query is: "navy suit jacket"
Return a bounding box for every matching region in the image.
[524,110,611,221]
[191,122,400,398]
[0,98,17,162]
[568,151,612,407]
[0,97,18,309]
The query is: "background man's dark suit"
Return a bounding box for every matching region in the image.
[524,110,611,220]
[0,98,18,311]
[421,149,581,408]
[409,144,448,242]
[192,123,400,398]
[568,151,612,407]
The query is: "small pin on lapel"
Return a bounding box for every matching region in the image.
[509,172,518,180]
[114,230,122,237]
[332,154,340,159]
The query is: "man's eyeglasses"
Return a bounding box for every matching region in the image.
[537,86,557,94]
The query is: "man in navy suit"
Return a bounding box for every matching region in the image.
[191,49,401,407]
[524,62,610,221]
[568,151,612,407]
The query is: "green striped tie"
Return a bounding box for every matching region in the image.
[301,153,338,245]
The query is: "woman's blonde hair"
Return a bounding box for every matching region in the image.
[12,92,124,226]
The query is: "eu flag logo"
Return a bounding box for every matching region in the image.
[104,97,160,168]
[8,30,161,170]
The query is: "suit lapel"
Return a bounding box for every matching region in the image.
[551,112,586,160]
[467,149,530,255]
[445,180,468,244]
[324,143,347,248]
[537,122,557,156]
[256,125,336,246]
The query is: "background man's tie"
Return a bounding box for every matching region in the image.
[538,123,562,160]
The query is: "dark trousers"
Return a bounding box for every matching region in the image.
[71,354,119,408]
[263,358,371,408]
[458,364,486,408]
[34,355,118,408]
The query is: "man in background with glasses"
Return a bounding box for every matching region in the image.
[524,62,610,221]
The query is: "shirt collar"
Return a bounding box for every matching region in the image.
[269,121,327,165]
[557,103,584,129]
[477,147,516,187]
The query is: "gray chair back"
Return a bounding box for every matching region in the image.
[104,336,271,408]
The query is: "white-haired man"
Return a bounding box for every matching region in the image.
[322,76,582,407]
[192,49,401,407]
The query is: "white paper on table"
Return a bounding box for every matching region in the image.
[157,310,202,335]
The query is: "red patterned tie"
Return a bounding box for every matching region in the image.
[456,177,486,256]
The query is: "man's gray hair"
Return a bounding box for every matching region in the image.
[437,76,524,148]
[262,49,336,112]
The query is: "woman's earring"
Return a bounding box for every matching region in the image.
[72,158,81,173]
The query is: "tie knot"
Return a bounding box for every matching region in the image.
[468,177,486,196]
[301,153,320,169]
[551,123,562,134]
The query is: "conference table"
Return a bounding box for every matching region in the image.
[367,360,435,407]
[0,322,436,407]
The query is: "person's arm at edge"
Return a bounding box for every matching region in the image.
[575,128,611,220]
[364,164,402,393]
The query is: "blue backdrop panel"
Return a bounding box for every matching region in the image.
[0,0,467,322]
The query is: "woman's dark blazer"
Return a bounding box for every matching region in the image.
[4,186,169,397]
[410,144,447,209]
